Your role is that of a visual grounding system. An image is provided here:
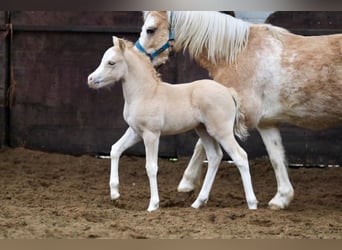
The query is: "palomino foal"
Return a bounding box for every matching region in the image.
[88,36,258,211]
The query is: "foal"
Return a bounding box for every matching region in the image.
[88,36,258,211]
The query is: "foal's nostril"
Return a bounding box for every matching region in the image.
[88,75,93,83]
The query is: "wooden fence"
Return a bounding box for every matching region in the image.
[0,11,341,164]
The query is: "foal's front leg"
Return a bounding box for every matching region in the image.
[143,130,161,212]
[110,127,141,200]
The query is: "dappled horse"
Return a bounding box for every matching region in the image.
[137,11,342,209]
[88,36,258,211]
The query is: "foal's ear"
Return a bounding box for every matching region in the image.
[112,36,126,51]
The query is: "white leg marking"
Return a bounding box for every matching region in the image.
[143,130,161,212]
[110,127,141,200]
[219,134,258,209]
[257,126,294,209]
[191,128,223,209]
[178,139,206,192]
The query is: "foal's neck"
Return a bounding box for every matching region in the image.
[121,49,160,103]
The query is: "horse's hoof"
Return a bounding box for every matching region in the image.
[175,191,195,204]
[268,203,283,210]
[177,178,198,193]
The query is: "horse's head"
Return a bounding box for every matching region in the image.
[137,11,171,67]
[88,36,128,89]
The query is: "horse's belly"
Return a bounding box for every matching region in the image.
[260,107,342,130]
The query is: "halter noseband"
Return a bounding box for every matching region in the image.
[135,12,175,61]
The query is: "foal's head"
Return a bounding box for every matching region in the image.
[88,37,128,89]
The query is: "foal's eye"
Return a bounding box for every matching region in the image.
[108,61,116,66]
[146,28,156,35]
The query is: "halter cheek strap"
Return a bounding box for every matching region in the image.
[135,11,175,61]
[135,39,173,61]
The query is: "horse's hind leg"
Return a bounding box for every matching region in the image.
[217,133,258,209]
[191,126,223,209]
[177,139,205,193]
[110,127,142,200]
[257,126,294,210]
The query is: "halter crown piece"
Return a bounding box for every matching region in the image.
[135,11,175,61]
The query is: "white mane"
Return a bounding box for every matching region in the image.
[168,11,250,64]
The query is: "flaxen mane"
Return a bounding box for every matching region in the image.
[169,11,250,64]
[166,11,288,64]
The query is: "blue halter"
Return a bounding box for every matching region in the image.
[135,12,175,61]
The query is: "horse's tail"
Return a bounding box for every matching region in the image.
[230,89,249,141]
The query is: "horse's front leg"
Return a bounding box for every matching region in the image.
[177,139,206,193]
[110,127,141,200]
[143,130,161,212]
[257,126,294,209]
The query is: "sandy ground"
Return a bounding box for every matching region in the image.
[0,147,341,239]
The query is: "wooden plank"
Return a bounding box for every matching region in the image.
[0,31,6,148]
[11,11,143,29]
[0,11,5,26]
[266,11,342,35]
[281,126,342,165]
[0,11,8,148]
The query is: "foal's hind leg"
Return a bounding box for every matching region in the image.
[257,126,294,210]
[217,133,258,209]
[191,126,223,209]
[110,127,141,200]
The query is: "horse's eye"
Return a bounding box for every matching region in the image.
[146,28,156,35]
[108,61,116,66]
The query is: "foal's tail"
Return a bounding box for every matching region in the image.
[230,89,249,141]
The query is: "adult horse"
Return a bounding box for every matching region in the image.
[136,11,342,209]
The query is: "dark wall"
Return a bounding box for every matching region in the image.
[7,11,180,156]
[266,11,342,35]
[1,11,341,165]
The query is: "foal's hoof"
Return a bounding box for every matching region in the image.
[147,202,159,212]
[191,198,207,209]
[246,199,258,210]
[110,192,120,200]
